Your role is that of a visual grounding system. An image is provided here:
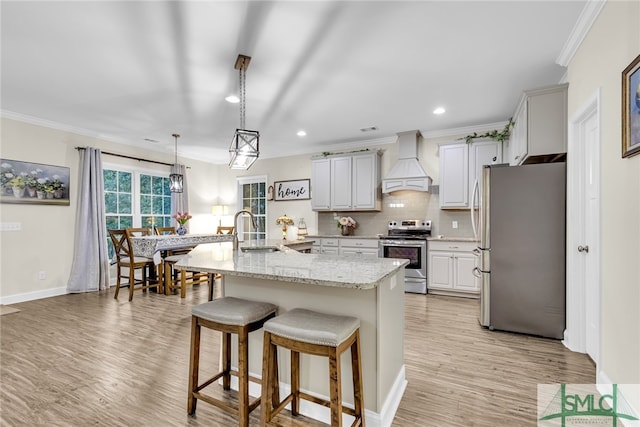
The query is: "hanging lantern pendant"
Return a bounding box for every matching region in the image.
[229,54,259,170]
[170,133,184,193]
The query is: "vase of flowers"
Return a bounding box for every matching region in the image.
[337,216,357,236]
[173,211,192,235]
[276,214,294,240]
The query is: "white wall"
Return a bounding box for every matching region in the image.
[567,0,639,407]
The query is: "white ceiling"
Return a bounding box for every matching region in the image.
[1,1,586,164]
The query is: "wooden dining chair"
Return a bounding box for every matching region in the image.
[154,226,212,298]
[109,229,158,301]
[216,226,235,235]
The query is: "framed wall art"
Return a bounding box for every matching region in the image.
[273,179,310,201]
[622,54,640,158]
[0,158,70,205]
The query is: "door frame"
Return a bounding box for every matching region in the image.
[564,89,601,368]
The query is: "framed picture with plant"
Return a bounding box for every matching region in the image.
[622,54,640,158]
[0,158,70,205]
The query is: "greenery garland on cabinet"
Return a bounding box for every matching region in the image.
[458,118,514,144]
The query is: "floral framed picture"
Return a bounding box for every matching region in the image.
[622,54,640,158]
[0,159,70,205]
[273,179,310,201]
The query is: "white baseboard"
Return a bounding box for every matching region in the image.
[596,371,640,427]
[0,286,68,305]
[226,365,407,427]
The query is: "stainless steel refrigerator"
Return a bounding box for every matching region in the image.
[477,162,566,339]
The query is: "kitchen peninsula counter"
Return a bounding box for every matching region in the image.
[175,241,408,425]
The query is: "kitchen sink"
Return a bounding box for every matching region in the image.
[240,246,280,253]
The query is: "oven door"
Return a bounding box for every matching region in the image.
[379,239,427,279]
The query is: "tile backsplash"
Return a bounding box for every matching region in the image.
[317,187,475,238]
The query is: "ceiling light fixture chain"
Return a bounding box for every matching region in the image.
[239,56,246,130]
[228,54,259,170]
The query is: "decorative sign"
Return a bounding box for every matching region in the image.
[273,179,310,201]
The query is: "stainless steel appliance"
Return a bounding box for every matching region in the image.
[379,220,431,294]
[476,162,566,339]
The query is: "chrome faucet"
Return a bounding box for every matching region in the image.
[232,210,258,250]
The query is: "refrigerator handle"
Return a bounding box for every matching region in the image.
[472,267,482,278]
[470,178,479,240]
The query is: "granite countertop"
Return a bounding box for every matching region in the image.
[174,241,408,290]
[306,234,381,239]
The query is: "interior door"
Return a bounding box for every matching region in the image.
[567,94,600,364]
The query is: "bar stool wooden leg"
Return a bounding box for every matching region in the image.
[291,350,300,416]
[238,326,249,427]
[260,331,274,426]
[352,330,365,424]
[187,316,200,415]
[329,347,342,427]
[222,332,232,390]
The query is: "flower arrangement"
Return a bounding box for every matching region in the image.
[8,176,26,189]
[24,169,42,188]
[337,216,357,229]
[1,163,15,188]
[173,211,192,225]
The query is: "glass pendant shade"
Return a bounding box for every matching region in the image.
[169,172,183,193]
[229,128,259,170]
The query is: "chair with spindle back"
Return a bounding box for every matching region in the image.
[109,229,158,301]
[216,226,235,235]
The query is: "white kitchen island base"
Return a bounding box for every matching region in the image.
[175,242,408,426]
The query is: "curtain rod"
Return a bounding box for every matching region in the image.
[75,146,187,168]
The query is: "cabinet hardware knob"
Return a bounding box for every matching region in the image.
[578,245,589,253]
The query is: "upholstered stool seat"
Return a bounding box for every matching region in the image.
[260,308,365,427]
[188,297,277,427]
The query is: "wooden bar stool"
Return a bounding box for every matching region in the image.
[188,297,277,427]
[260,308,365,427]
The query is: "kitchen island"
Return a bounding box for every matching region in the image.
[175,241,408,427]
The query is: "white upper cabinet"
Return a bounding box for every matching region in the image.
[311,158,331,210]
[508,83,568,165]
[439,140,501,209]
[311,151,381,211]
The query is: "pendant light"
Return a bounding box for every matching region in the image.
[169,133,183,193]
[229,54,259,170]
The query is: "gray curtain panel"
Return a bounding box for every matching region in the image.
[67,147,110,292]
[171,163,189,229]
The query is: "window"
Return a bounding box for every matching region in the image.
[104,167,172,258]
[237,176,267,241]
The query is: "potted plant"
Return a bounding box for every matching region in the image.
[173,212,192,235]
[8,176,26,198]
[24,169,41,197]
[337,216,357,236]
[36,178,50,199]
[1,162,15,195]
[51,175,64,198]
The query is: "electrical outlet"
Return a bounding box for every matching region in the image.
[38,271,46,280]
[1,222,21,231]
[452,221,458,229]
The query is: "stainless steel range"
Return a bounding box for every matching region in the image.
[378,220,432,294]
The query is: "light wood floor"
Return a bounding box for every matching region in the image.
[0,284,594,426]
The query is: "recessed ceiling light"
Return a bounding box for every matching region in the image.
[360,126,378,132]
[433,107,446,115]
[297,130,307,137]
[225,95,240,103]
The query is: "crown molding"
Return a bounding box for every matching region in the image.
[420,120,510,140]
[556,0,607,67]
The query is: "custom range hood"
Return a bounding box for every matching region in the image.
[382,130,432,193]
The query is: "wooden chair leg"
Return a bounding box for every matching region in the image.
[222,332,232,390]
[128,266,135,301]
[238,326,249,427]
[272,343,279,410]
[351,332,365,425]
[329,348,343,427]
[187,316,200,415]
[180,269,187,299]
[114,264,121,299]
[260,331,273,426]
[291,350,300,415]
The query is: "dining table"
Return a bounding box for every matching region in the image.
[130,233,234,295]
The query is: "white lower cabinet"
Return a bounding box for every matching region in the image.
[339,238,379,258]
[311,237,379,257]
[427,240,479,297]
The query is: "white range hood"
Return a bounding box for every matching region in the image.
[382,130,432,193]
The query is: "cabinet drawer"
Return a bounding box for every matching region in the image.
[340,238,379,249]
[321,238,340,247]
[429,241,477,252]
